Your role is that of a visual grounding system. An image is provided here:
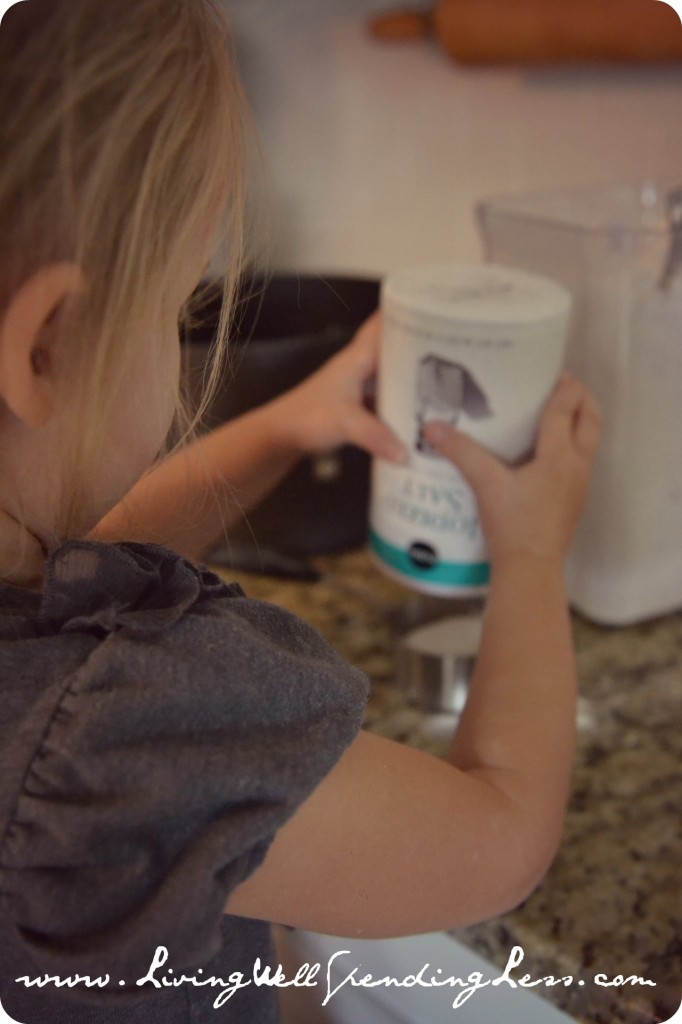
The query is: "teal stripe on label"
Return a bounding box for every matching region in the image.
[370,530,490,587]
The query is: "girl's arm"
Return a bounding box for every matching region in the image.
[225,374,601,937]
[88,400,303,560]
[88,314,405,560]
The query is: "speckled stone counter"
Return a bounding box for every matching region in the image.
[209,547,682,1024]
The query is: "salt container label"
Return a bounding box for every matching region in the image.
[369,264,572,596]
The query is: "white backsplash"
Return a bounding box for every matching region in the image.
[217,0,682,277]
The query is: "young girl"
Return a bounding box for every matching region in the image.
[0,2,600,1022]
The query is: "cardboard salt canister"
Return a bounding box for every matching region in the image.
[370,263,573,596]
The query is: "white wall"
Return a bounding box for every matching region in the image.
[219,0,682,277]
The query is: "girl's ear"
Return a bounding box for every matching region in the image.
[0,262,86,428]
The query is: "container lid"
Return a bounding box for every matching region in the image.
[383,263,572,325]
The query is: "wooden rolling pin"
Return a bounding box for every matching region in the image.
[369,0,682,64]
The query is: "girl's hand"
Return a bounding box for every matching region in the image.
[423,373,601,568]
[271,312,408,464]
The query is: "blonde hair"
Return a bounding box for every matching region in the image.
[0,0,257,575]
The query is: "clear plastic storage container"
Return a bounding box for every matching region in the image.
[478,181,682,625]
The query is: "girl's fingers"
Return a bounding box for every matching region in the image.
[352,309,382,344]
[423,422,505,493]
[327,309,382,385]
[344,406,407,464]
[573,392,602,458]
[345,310,381,355]
[536,373,591,458]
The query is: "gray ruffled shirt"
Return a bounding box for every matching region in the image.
[0,541,369,1023]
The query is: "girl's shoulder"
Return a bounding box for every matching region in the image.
[33,537,369,694]
[1,538,369,748]
[38,538,246,638]
[0,540,368,997]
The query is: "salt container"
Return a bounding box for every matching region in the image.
[370,263,572,596]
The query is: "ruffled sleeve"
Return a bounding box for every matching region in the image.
[0,540,369,987]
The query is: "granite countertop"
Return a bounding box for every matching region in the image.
[209,547,682,1024]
